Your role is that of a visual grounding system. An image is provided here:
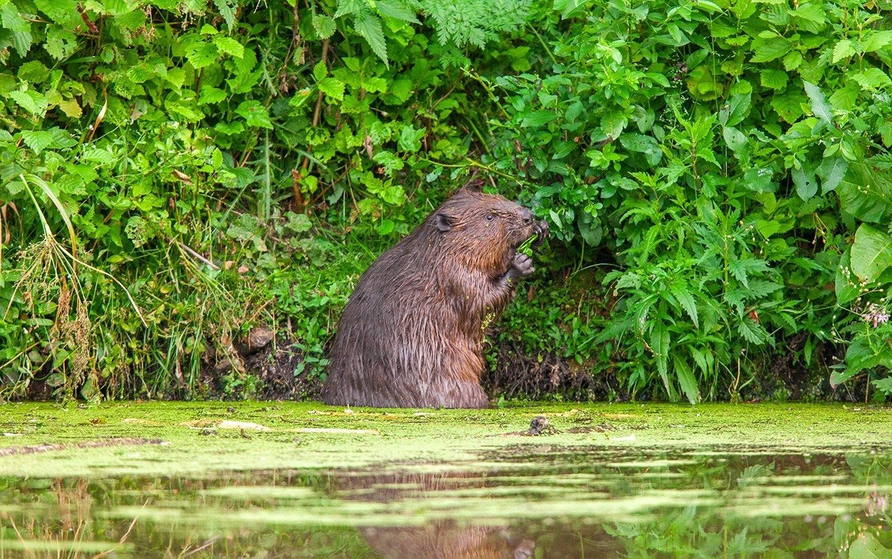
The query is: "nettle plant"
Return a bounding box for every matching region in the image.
[487,0,892,402]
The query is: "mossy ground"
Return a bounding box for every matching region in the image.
[1,402,890,478]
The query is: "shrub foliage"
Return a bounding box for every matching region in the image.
[0,0,889,402]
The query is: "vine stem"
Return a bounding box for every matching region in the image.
[526,23,558,67]
[294,38,331,210]
[420,157,532,187]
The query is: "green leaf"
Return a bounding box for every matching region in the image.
[829,83,859,110]
[750,37,790,63]
[771,92,805,123]
[862,30,892,53]
[235,100,273,129]
[782,51,803,71]
[198,86,227,105]
[833,339,882,387]
[521,110,557,127]
[839,183,890,223]
[0,3,32,55]
[718,93,751,127]
[185,41,218,69]
[650,322,673,400]
[354,12,388,65]
[831,39,855,63]
[313,60,328,81]
[362,76,387,93]
[334,0,364,18]
[8,89,48,115]
[668,281,698,328]
[213,36,244,58]
[600,111,626,138]
[82,147,116,166]
[312,14,336,39]
[20,128,74,154]
[817,156,847,193]
[167,102,204,122]
[619,133,661,164]
[673,357,701,405]
[742,167,775,193]
[554,0,590,19]
[388,78,412,103]
[722,126,747,152]
[760,69,787,90]
[792,165,818,200]
[803,81,832,124]
[873,377,892,396]
[850,224,892,283]
[729,258,769,288]
[215,121,245,135]
[18,61,49,83]
[738,318,768,345]
[792,3,825,22]
[372,150,404,175]
[376,0,419,23]
[848,532,892,559]
[851,68,892,90]
[398,124,425,152]
[747,280,783,299]
[35,0,79,25]
[57,97,82,118]
[44,26,78,60]
[881,122,892,147]
[835,250,860,305]
[213,0,237,29]
[318,77,345,101]
[99,0,131,16]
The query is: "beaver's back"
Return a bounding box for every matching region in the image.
[322,226,488,407]
[321,189,542,408]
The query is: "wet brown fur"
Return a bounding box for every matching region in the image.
[322,189,545,408]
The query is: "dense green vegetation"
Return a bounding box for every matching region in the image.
[1,0,890,403]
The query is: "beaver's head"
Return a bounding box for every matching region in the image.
[430,189,547,273]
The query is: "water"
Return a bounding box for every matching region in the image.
[1,445,890,558]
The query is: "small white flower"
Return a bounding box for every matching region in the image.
[861,303,890,328]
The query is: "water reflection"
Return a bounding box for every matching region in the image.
[0,447,890,557]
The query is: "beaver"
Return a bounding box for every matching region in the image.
[321,187,547,408]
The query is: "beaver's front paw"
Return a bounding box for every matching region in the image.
[508,253,534,280]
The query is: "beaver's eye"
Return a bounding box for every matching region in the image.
[485,213,495,221]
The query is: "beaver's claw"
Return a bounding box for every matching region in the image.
[531,221,549,248]
[508,253,535,280]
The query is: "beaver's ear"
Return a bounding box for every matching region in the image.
[435,213,453,232]
[460,168,484,192]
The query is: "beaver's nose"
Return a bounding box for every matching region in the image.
[520,208,533,224]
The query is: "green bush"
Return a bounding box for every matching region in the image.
[485,0,892,402]
[0,0,889,402]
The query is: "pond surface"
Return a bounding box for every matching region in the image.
[0,403,890,557]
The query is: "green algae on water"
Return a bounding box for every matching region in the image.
[0,401,890,477]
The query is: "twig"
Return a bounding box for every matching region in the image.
[176,242,220,270]
[278,0,305,88]
[289,0,304,65]
[310,39,330,129]
[295,39,330,210]
[183,537,220,557]
[92,504,143,559]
